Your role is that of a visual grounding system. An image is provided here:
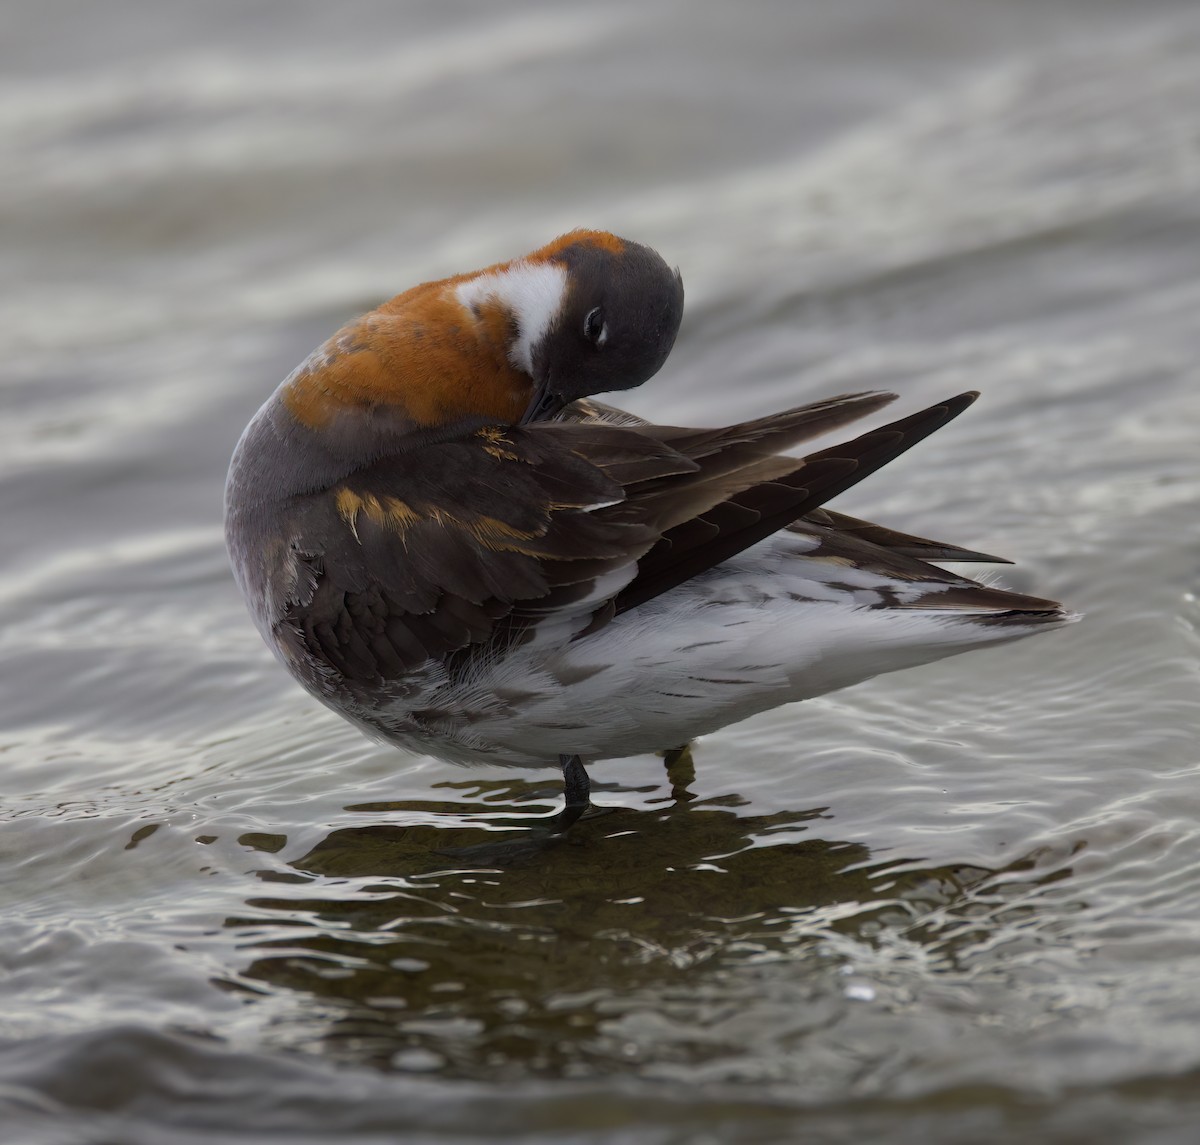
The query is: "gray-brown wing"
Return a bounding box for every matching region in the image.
[566,395,1010,565]
[614,392,1020,614]
[278,424,693,684]
[279,392,1023,687]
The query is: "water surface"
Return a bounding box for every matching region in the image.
[4,2,1200,1142]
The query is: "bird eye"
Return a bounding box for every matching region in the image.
[583,307,607,347]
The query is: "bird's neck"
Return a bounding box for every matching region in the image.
[279,277,534,432]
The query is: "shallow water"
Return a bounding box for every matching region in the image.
[4,2,1200,1142]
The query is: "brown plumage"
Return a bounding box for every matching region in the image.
[225,229,1072,831]
[276,391,1059,689]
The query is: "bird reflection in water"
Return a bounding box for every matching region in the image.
[220,765,1077,1078]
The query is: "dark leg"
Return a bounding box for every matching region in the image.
[662,742,696,801]
[552,753,591,833]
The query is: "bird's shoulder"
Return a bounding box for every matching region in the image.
[279,281,532,431]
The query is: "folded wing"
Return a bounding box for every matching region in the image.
[280,391,1058,685]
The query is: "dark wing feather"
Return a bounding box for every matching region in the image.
[795,510,1011,564]
[614,392,986,614]
[564,395,1011,564]
[782,519,1061,612]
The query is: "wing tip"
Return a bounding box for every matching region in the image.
[969,604,1080,630]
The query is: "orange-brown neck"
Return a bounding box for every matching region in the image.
[280,277,533,430]
[278,232,626,431]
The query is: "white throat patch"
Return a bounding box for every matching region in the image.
[454,260,568,375]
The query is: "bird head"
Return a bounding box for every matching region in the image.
[274,231,683,449]
[495,230,685,423]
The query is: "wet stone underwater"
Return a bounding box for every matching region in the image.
[5,2,1200,1142]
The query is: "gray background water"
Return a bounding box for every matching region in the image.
[3,2,1200,1141]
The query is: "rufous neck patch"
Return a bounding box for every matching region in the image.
[277,232,627,431]
[280,279,533,430]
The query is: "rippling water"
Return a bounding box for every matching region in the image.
[4,2,1200,1141]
